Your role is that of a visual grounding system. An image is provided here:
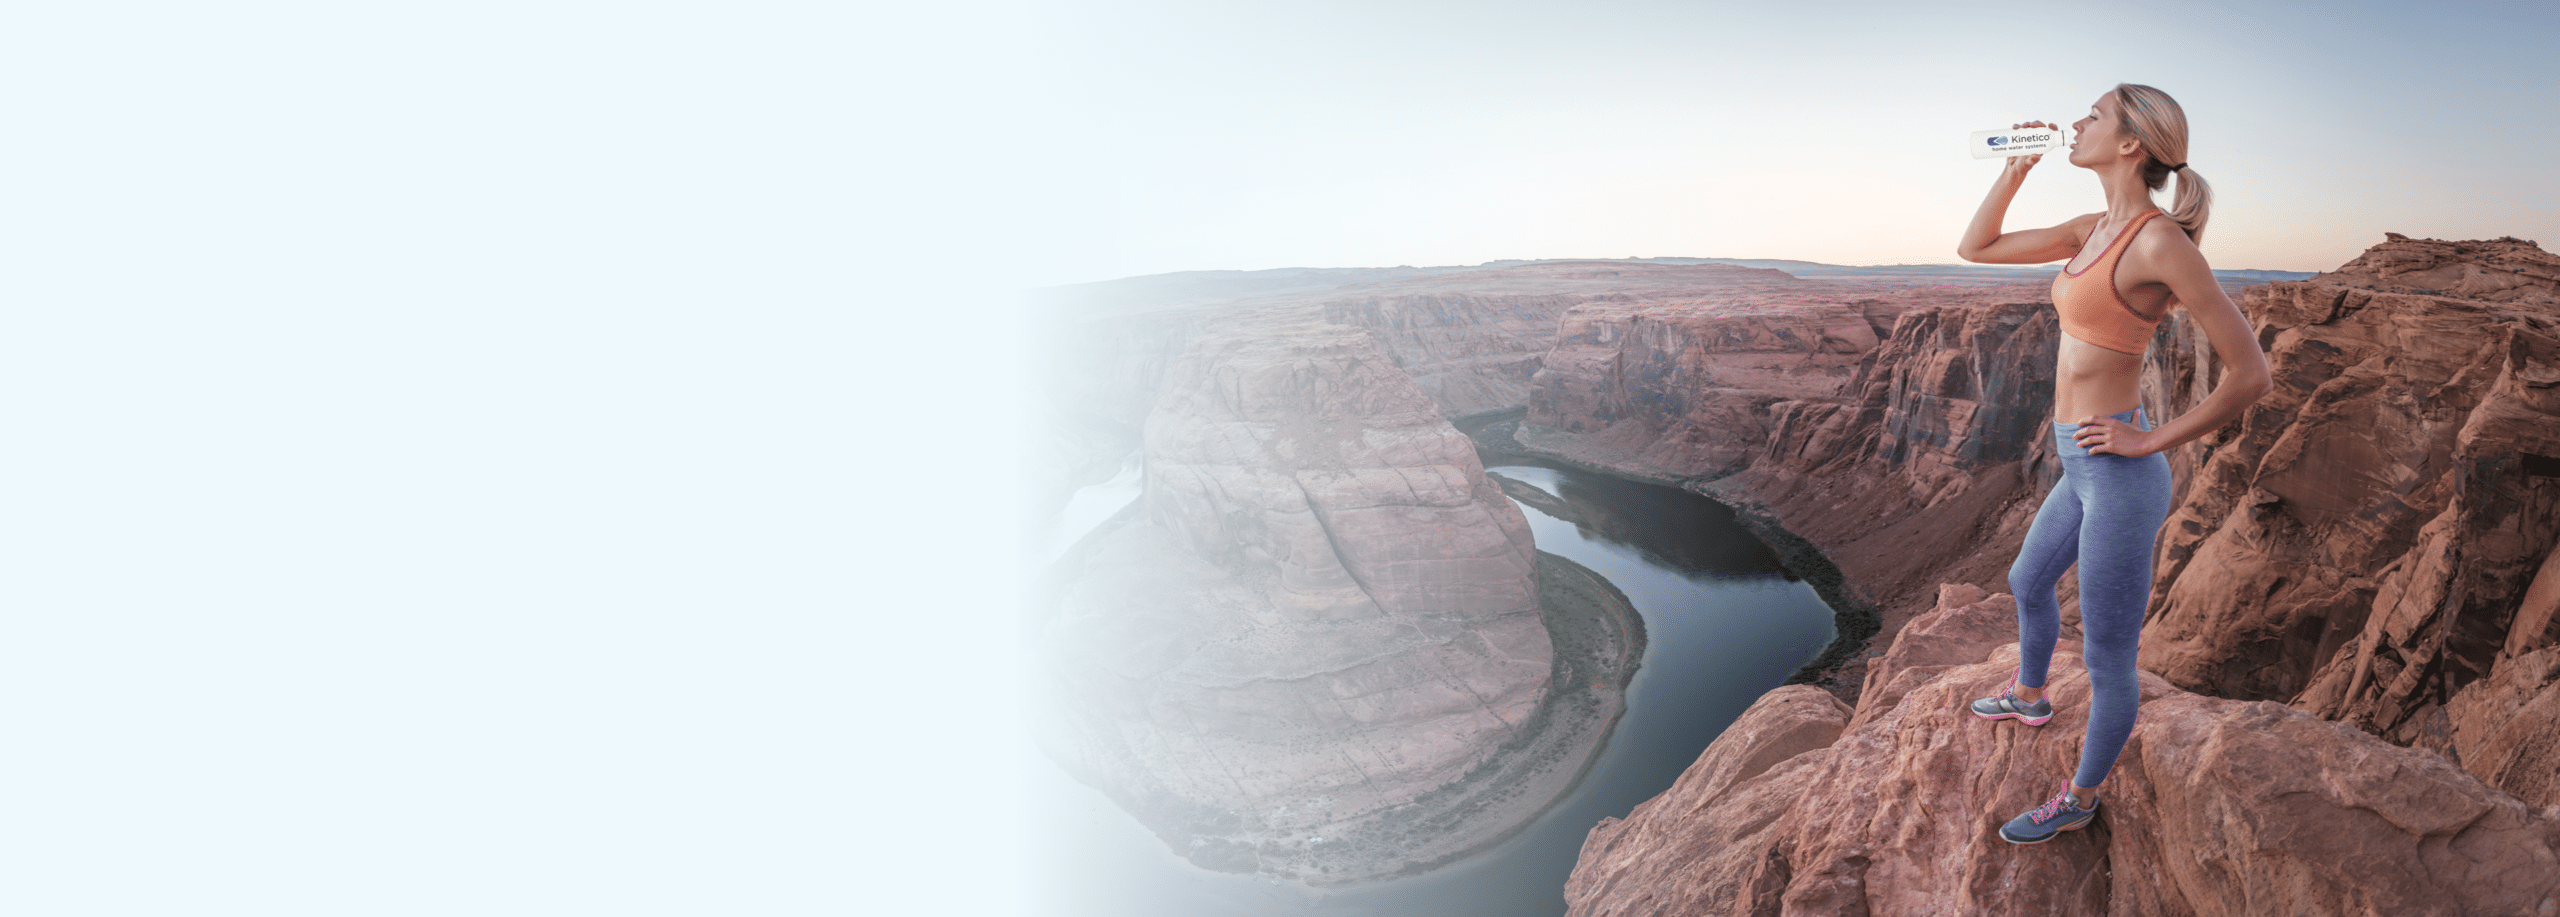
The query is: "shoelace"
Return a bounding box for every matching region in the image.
[2029,790,2081,824]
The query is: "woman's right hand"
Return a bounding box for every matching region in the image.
[2001,120,2056,181]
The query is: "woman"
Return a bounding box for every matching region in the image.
[1953,83,2272,844]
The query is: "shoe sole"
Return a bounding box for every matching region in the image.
[2000,814,2095,844]
[1972,708,2053,726]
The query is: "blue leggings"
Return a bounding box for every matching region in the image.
[2009,407,2172,789]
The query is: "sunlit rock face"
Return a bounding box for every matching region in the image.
[1562,585,2560,917]
[2137,235,2560,794]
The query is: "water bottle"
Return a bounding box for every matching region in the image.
[1970,126,2069,159]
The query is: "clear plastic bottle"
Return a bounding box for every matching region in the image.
[1970,126,2069,159]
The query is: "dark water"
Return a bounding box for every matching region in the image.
[1025,460,1837,916]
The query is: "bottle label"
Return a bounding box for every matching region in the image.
[1970,127,2069,159]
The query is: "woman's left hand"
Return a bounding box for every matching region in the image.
[2074,415,2162,457]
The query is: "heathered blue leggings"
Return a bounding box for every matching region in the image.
[2010,407,2173,789]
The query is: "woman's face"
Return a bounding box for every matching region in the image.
[2067,93,2123,168]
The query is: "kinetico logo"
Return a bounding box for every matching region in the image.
[1970,127,2065,159]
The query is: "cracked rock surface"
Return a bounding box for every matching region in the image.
[1564,584,2560,917]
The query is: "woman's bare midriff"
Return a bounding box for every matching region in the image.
[2054,334,2146,422]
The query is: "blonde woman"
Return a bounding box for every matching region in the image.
[1954,84,2272,844]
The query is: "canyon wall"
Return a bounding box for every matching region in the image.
[1030,261,2071,885]
[1514,239,2560,762]
[2133,235,2560,789]
[1514,283,2079,691]
[1319,281,1595,420]
[1708,292,2068,626]
[1522,287,1899,480]
[1553,236,2560,912]
[1030,263,1663,515]
[1029,240,2560,904]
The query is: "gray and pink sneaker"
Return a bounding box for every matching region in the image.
[2000,784,2098,843]
[1970,669,2054,726]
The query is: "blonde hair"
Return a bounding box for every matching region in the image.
[2112,83,2212,244]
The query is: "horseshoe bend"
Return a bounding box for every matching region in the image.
[1027,240,2560,911]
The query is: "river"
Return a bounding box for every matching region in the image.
[1026,454,1837,916]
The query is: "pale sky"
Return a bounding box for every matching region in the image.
[986,0,2560,287]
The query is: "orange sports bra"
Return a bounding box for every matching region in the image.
[2051,209,2168,355]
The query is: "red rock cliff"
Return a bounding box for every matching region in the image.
[1562,584,2560,916]
[1555,236,2560,913]
[2135,236,2560,802]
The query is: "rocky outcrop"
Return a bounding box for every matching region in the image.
[1034,315,1627,885]
[1562,585,2560,916]
[2319,233,2560,306]
[2136,236,2560,789]
[2447,643,2560,808]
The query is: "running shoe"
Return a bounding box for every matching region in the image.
[1970,669,2054,726]
[1999,785,2098,844]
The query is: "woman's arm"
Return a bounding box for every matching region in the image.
[1956,121,2092,264]
[2071,223,2275,457]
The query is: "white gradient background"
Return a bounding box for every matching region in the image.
[7,2,2554,916]
[8,3,1015,916]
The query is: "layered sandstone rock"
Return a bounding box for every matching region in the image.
[1032,263,1656,514]
[1035,315,1577,883]
[2321,233,2560,306]
[1318,266,1638,420]
[1705,291,2068,619]
[2447,643,2560,809]
[1033,262,2085,517]
[1520,273,1899,480]
[2136,236,2560,786]
[1507,239,2560,769]
[1562,585,2560,916]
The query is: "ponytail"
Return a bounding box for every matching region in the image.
[2114,83,2212,244]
